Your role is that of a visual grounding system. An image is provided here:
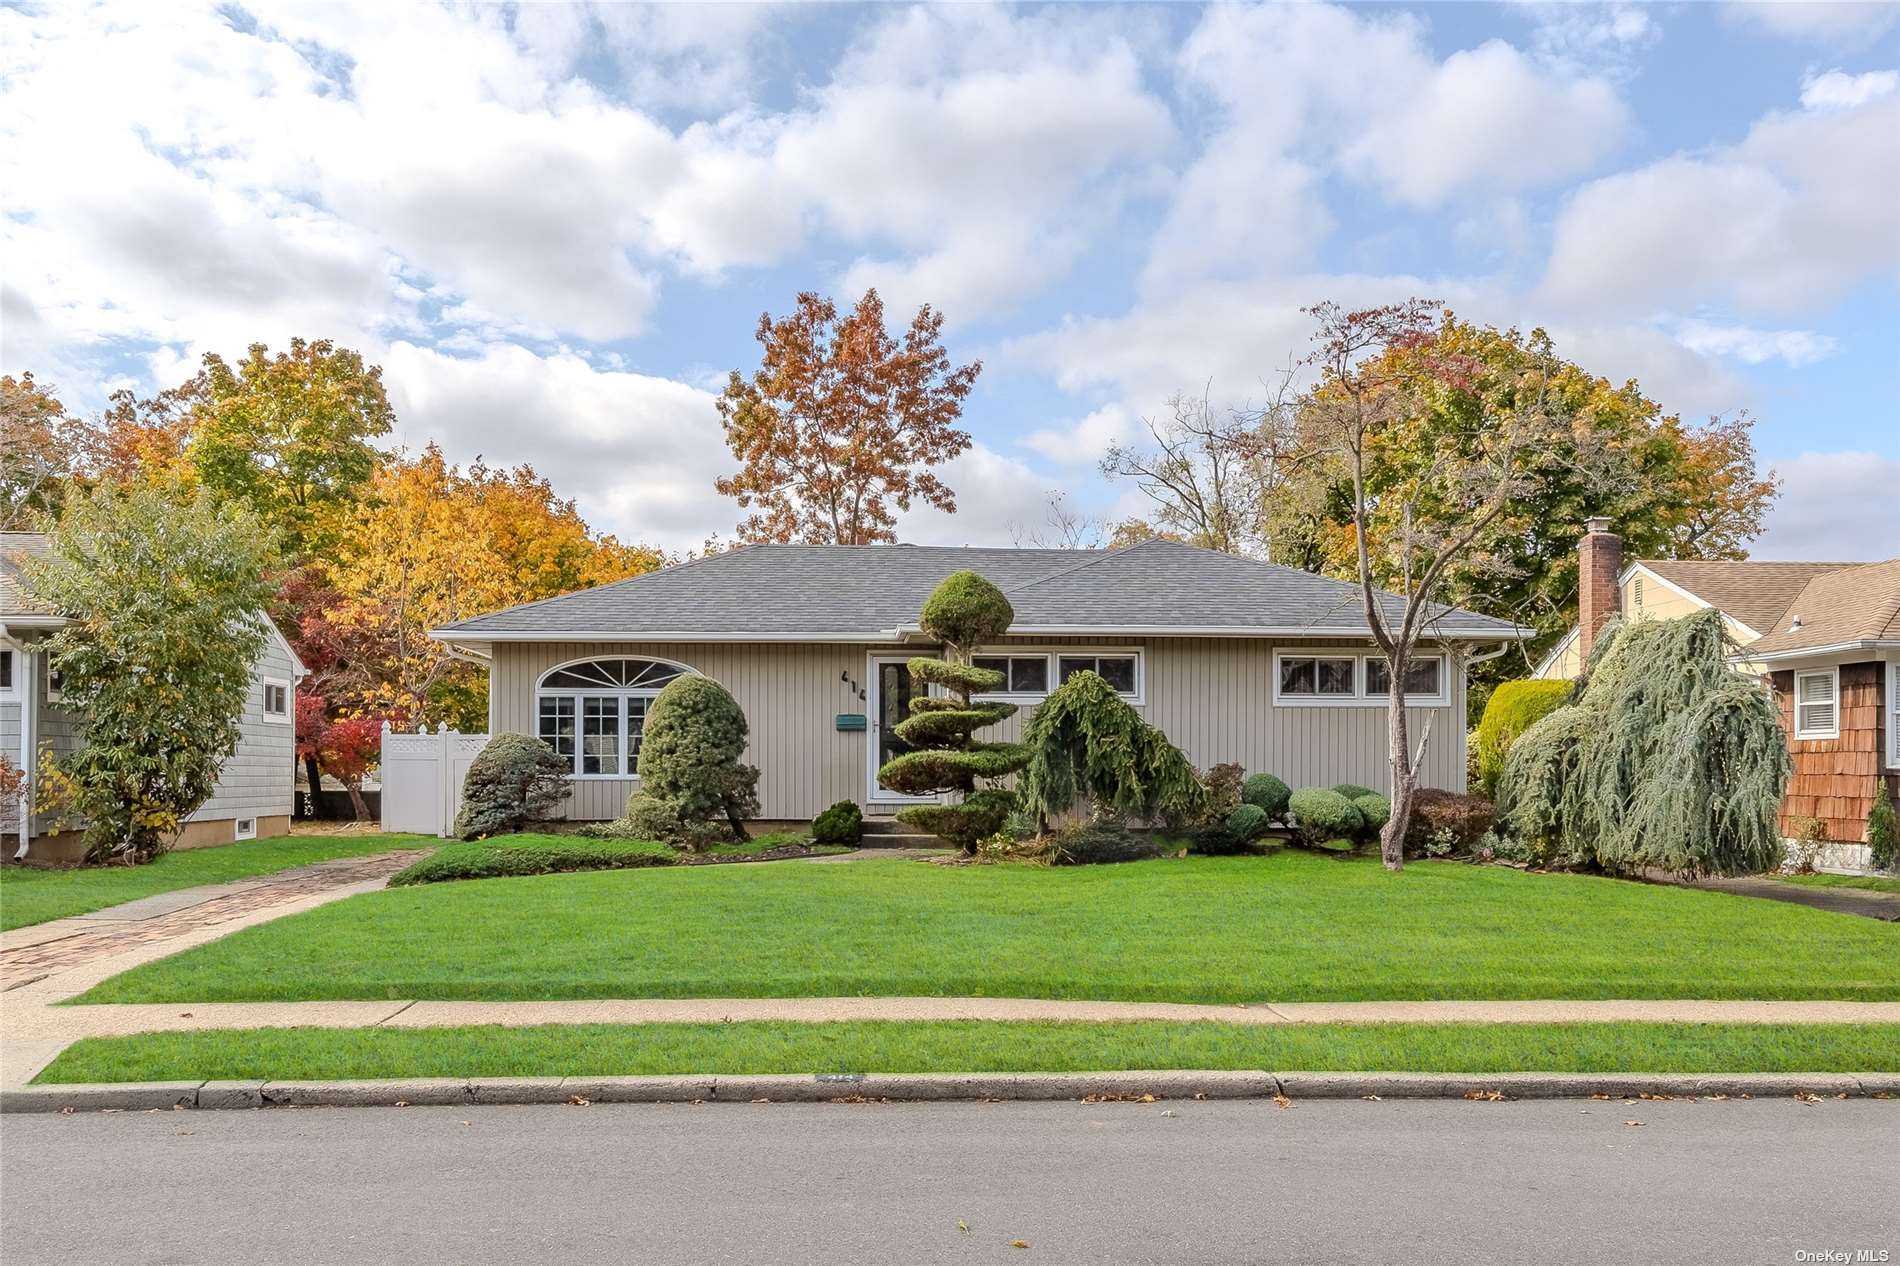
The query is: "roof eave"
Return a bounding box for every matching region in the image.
[1748,639,1899,664]
[435,622,1532,643]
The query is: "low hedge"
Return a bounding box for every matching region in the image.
[389,842,675,887]
[1289,788,1363,845]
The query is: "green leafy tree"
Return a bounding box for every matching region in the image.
[187,338,394,561]
[1495,609,1789,877]
[636,675,762,843]
[877,571,1032,851]
[27,487,277,864]
[1018,671,1207,830]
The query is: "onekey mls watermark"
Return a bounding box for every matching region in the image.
[1794,1251,1891,1263]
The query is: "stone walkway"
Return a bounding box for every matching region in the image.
[0,852,424,990]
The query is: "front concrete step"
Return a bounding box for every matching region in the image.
[858,818,948,849]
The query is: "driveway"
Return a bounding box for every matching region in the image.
[3,1098,1893,1265]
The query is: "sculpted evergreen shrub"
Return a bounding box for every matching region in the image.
[1226,803,1269,841]
[637,675,761,843]
[811,800,864,846]
[1019,672,1207,829]
[876,571,1031,852]
[1495,609,1789,877]
[1866,783,1897,871]
[1352,793,1390,839]
[1332,783,1378,801]
[1473,680,1572,798]
[1241,772,1292,822]
[1289,788,1363,845]
[455,733,572,839]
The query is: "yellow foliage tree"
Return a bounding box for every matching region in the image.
[326,445,663,727]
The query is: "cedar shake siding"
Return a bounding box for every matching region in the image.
[488,636,1473,822]
[1772,662,1896,843]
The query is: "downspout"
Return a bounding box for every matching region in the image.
[12,636,34,860]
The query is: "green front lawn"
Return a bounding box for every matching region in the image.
[75,853,1900,1004]
[1773,873,1900,895]
[36,1021,1900,1083]
[0,833,427,932]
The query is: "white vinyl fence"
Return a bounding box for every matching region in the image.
[379,722,491,837]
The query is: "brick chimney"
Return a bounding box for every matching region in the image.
[1578,516,1622,661]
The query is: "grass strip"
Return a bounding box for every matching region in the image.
[1772,874,1900,895]
[72,853,1900,1005]
[36,1021,1900,1084]
[0,834,425,932]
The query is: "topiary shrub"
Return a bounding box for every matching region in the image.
[1226,802,1270,842]
[1403,789,1495,854]
[1495,609,1790,877]
[454,733,572,839]
[1241,772,1291,823]
[877,571,1032,853]
[1351,793,1390,839]
[583,791,725,849]
[812,800,864,846]
[1869,782,1897,872]
[636,675,761,844]
[1288,788,1363,846]
[1331,782,1378,801]
[1019,672,1207,830]
[1473,680,1572,798]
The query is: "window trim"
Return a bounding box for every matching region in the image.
[534,656,700,780]
[234,817,258,841]
[1272,650,1451,708]
[967,647,1145,705]
[1888,662,1900,771]
[0,648,15,701]
[1792,666,1840,741]
[260,678,293,725]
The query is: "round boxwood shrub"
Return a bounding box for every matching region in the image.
[1241,772,1291,822]
[454,733,572,840]
[1226,802,1269,842]
[1351,793,1390,838]
[637,675,761,843]
[812,799,864,846]
[1289,787,1364,846]
[1331,782,1378,801]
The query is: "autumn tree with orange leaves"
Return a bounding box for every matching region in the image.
[715,289,980,544]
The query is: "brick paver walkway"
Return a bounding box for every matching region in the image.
[0,852,423,989]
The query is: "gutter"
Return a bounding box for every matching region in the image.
[434,624,1534,645]
[1746,639,1900,665]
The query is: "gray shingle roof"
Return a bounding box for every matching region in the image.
[0,532,57,619]
[435,539,1525,640]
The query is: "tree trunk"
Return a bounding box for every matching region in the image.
[1382,690,1413,872]
[725,804,751,843]
[302,754,324,819]
[344,782,370,823]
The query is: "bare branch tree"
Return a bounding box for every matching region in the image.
[1008,491,1108,550]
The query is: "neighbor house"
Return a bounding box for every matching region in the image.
[430,539,1528,825]
[1,531,308,862]
[1537,519,1899,869]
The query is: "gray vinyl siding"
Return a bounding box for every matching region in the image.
[189,634,298,826]
[488,636,1469,822]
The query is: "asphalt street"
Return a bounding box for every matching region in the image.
[2,1096,1894,1265]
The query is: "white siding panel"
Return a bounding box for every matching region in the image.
[189,634,297,825]
[491,636,1470,821]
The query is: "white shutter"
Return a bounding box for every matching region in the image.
[1889,665,1899,769]
[1795,669,1838,739]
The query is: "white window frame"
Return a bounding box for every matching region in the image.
[1272,650,1451,708]
[1793,666,1840,741]
[967,647,1145,705]
[1886,662,1899,769]
[0,648,16,701]
[234,817,258,841]
[44,662,64,704]
[261,678,293,725]
[534,656,699,780]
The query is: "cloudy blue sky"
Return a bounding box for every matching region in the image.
[3,1,1895,558]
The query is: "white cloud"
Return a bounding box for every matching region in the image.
[1541,88,1900,315]
[1724,2,1900,44]
[895,444,1065,547]
[1800,68,1900,109]
[1754,452,1900,560]
[380,341,730,553]
[1524,2,1659,79]
[1671,319,1841,367]
[1021,405,1143,466]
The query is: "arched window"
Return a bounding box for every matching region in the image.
[535,657,694,778]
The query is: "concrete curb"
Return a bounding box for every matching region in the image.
[6,1070,1897,1113]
